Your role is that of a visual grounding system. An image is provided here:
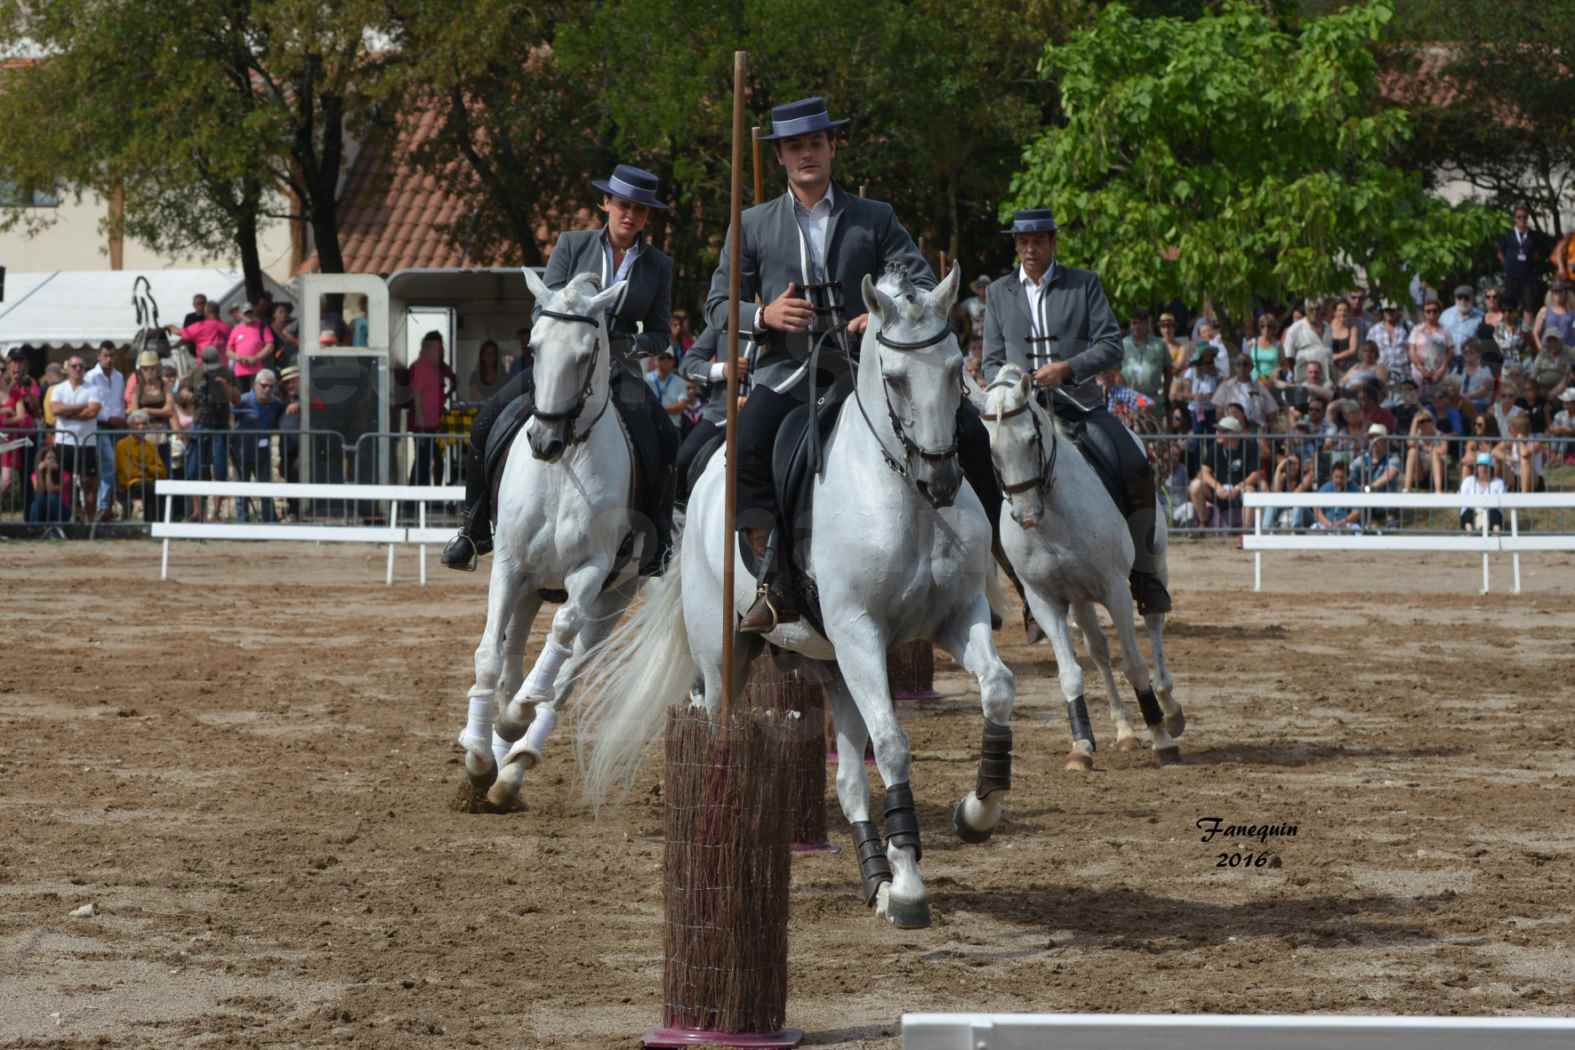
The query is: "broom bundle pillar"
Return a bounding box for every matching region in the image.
[887,640,940,701]
[746,659,834,853]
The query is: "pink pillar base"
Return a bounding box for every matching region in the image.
[644,1026,803,1048]
[791,840,839,855]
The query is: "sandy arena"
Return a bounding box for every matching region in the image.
[3,539,1573,1048]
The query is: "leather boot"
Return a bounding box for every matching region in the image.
[739,526,799,634]
[1124,469,1172,615]
[442,446,492,572]
[639,466,677,577]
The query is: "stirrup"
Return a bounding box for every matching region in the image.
[739,585,784,635]
[442,533,479,572]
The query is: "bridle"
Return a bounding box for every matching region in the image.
[981,385,1058,498]
[530,309,611,446]
[847,321,961,496]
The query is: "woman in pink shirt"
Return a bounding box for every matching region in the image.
[225,301,275,392]
[407,331,456,485]
[168,302,232,368]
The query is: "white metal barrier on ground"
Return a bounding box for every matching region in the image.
[153,480,463,586]
[1241,491,1575,593]
[901,1013,1575,1050]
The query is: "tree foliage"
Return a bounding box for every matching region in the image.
[1387,0,1575,238]
[1006,0,1498,334]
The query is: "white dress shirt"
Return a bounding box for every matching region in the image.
[1018,263,1057,368]
[792,184,834,281]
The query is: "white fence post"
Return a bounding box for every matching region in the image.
[1511,507,1522,595]
[161,494,173,580]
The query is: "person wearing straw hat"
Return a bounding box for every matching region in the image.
[705,94,1002,633]
[443,163,678,574]
[980,208,1171,614]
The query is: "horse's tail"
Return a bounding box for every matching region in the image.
[574,550,695,810]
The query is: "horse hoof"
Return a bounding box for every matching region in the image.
[1164,709,1186,739]
[953,799,993,844]
[876,885,933,929]
[1156,746,1183,766]
[1115,735,1143,752]
[451,776,494,814]
[1064,752,1094,772]
[484,780,527,813]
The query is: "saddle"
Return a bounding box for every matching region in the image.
[1046,393,1132,519]
[735,383,851,638]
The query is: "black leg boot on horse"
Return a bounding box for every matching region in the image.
[443,372,534,572]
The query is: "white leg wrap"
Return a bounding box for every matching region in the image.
[491,729,510,769]
[523,639,573,701]
[457,694,495,754]
[504,704,558,767]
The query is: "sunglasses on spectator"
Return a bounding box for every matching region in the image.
[256,381,274,388]
[1424,306,1440,314]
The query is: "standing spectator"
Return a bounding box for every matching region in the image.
[1498,206,1550,328]
[114,410,167,522]
[1344,288,1377,338]
[49,354,102,518]
[1244,314,1283,383]
[171,301,232,370]
[1459,340,1496,413]
[233,369,286,522]
[183,293,208,329]
[1474,286,1527,371]
[406,331,456,486]
[1121,309,1170,417]
[668,310,695,355]
[1408,298,1454,398]
[225,300,275,392]
[1530,333,1571,400]
[1158,312,1190,375]
[960,276,990,362]
[1313,461,1360,531]
[278,365,304,521]
[270,302,299,371]
[1285,298,1332,383]
[468,339,506,402]
[84,341,127,521]
[1194,318,1229,373]
[1327,300,1361,374]
[1439,285,1483,358]
[645,348,688,429]
[1491,374,1528,437]
[1404,411,1449,493]
[1212,354,1276,429]
[1172,346,1221,433]
[1459,452,1505,533]
[1186,415,1265,530]
[186,346,239,521]
[1370,301,1411,383]
[1,348,41,511]
[1533,280,1575,353]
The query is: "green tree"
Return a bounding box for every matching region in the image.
[1386,0,1575,239]
[1005,0,1498,336]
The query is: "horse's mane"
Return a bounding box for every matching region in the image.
[875,262,940,333]
[555,271,605,312]
[983,364,1071,440]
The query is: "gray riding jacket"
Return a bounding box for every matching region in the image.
[534,228,673,378]
[980,265,1122,408]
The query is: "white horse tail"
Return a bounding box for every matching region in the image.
[574,552,695,810]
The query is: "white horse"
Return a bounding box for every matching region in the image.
[454,269,645,811]
[575,265,1015,929]
[982,366,1183,768]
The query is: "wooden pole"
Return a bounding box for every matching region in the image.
[721,50,747,723]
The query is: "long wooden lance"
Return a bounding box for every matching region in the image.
[720,50,747,722]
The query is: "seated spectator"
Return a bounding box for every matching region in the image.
[1530,333,1571,399]
[114,410,167,522]
[1186,415,1265,530]
[1551,387,1575,464]
[1356,380,1397,433]
[1388,377,1422,435]
[1491,374,1528,436]
[1172,346,1220,432]
[27,444,68,523]
[1432,374,1473,435]
[1340,341,1385,392]
[1212,354,1276,429]
[1276,358,1334,414]
[1267,450,1314,531]
[1458,452,1505,533]
[1459,340,1496,413]
[1313,461,1360,531]
[1408,298,1454,398]
[1194,318,1229,373]
[1462,413,1501,482]
[1353,424,1401,493]
[1404,411,1449,493]
[1323,399,1365,470]
[1498,414,1546,493]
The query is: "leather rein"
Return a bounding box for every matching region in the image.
[530,309,613,446]
[846,322,961,494]
[981,390,1058,497]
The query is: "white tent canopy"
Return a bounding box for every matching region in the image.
[0,269,293,349]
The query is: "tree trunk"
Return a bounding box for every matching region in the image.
[947,167,960,275]
[236,176,265,302]
[515,213,544,268]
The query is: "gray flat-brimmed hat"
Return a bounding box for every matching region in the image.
[590,164,667,210]
[1003,208,1058,235]
[756,96,850,141]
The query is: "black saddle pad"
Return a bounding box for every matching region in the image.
[1049,398,1130,519]
[688,433,724,497]
[484,396,532,485]
[735,388,849,638]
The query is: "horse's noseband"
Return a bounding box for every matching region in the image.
[982,395,1057,497]
[530,309,608,446]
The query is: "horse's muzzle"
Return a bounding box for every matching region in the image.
[526,419,567,462]
[914,456,961,509]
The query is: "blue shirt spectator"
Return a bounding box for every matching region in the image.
[1351,430,1402,492]
[1315,466,1360,529]
[235,379,286,432]
[1439,287,1484,358]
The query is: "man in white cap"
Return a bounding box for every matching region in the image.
[1185,414,1265,532]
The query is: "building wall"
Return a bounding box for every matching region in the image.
[0,191,296,280]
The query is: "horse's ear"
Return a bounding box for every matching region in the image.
[588,279,628,318]
[862,273,895,329]
[1017,370,1033,400]
[521,267,552,305]
[931,263,961,318]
